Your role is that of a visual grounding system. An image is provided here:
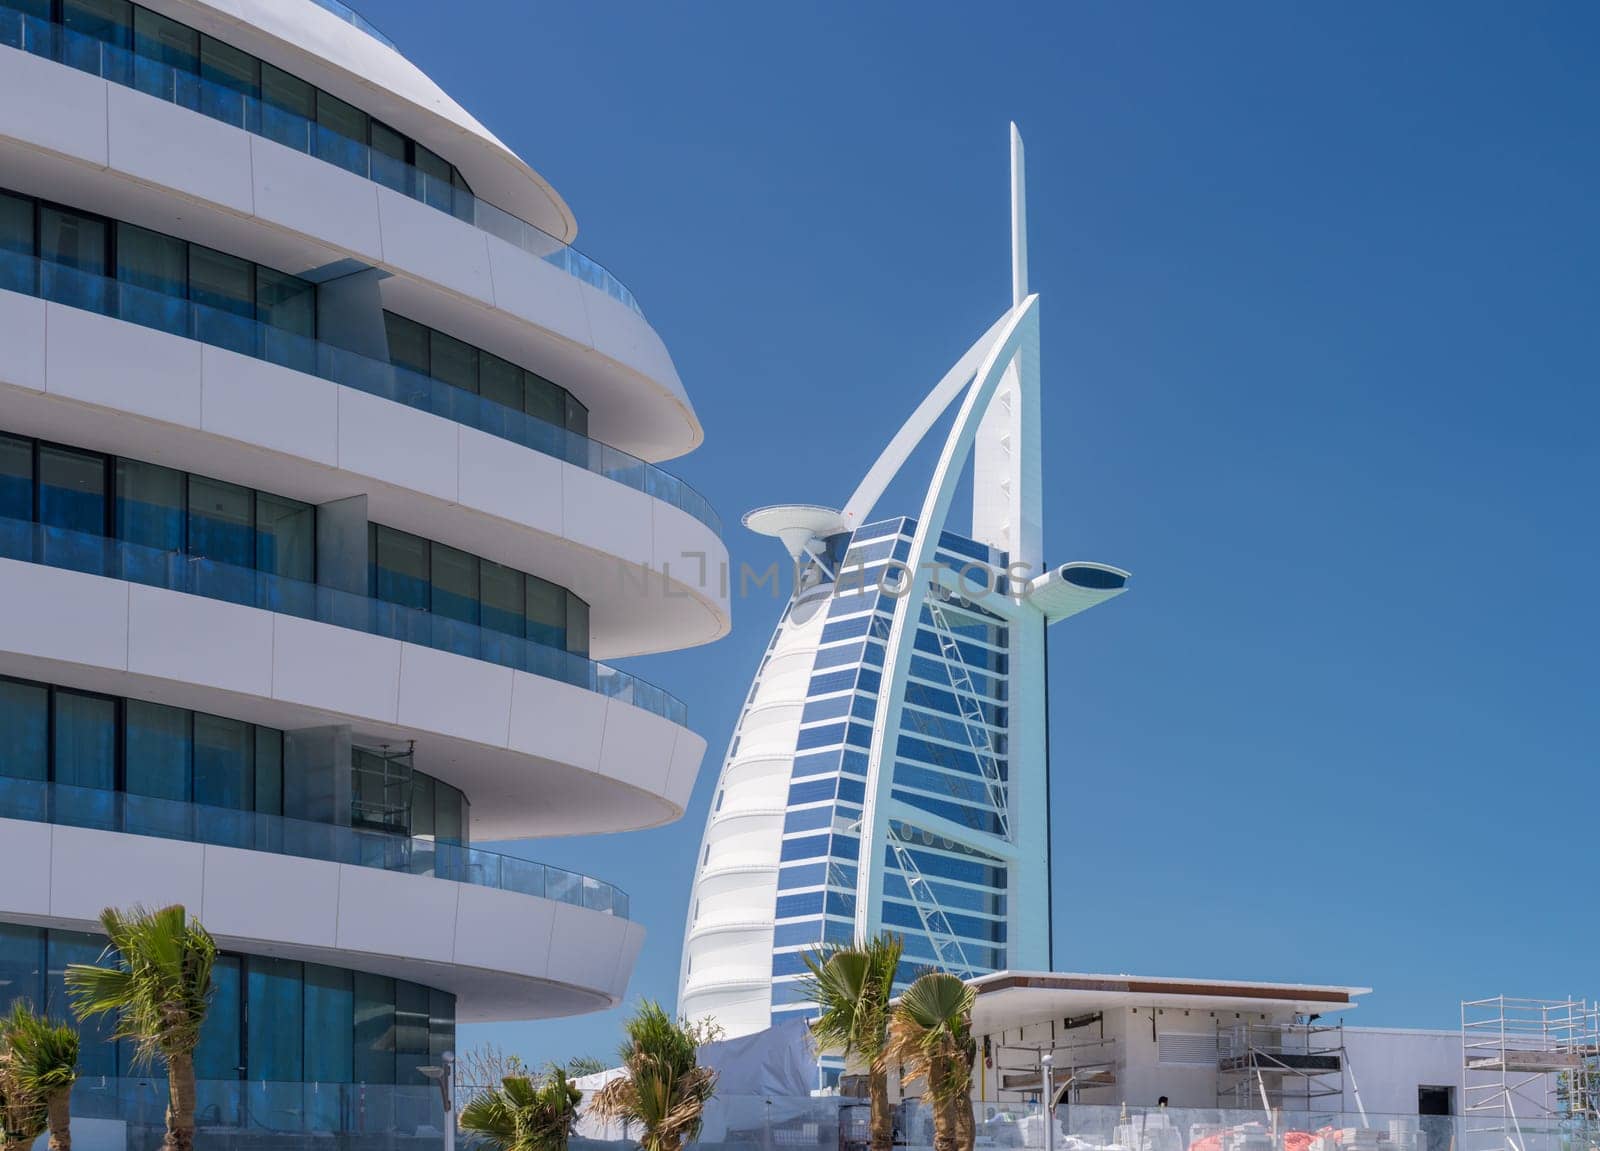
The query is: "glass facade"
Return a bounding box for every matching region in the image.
[1,186,315,348]
[383,312,589,438]
[369,523,591,657]
[0,672,468,845]
[0,0,469,205]
[0,923,454,1088]
[766,518,1013,1025]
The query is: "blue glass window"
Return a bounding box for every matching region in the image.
[801,696,852,723]
[845,722,873,748]
[838,778,865,805]
[780,834,830,862]
[812,643,863,670]
[771,951,810,977]
[790,751,839,780]
[247,955,303,1083]
[782,807,834,834]
[124,700,191,802]
[353,972,396,1085]
[0,924,43,1017]
[775,891,825,919]
[0,679,48,783]
[194,714,252,811]
[795,724,846,751]
[53,690,114,791]
[0,434,32,524]
[778,862,827,888]
[840,751,869,777]
[820,617,871,644]
[38,444,104,537]
[772,920,823,949]
[786,778,837,806]
[807,669,858,696]
[304,964,354,1084]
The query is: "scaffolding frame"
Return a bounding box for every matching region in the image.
[1216,1017,1348,1113]
[1461,995,1600,1137]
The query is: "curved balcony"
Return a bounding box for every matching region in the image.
[0,250,721,536]
[0,777,629,917]
[0,5,643,317]
[0,515,688,726]
[308,0,396,49]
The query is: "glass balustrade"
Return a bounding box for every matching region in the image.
[0,4,645,318]
[0,514,688,726]
[0,249,722,536]
[307,0,396,49]
[0,777,629,917]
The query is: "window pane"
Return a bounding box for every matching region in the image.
[480,562,523,638]
[305,965,353,1083]
[38,445,104,535]
[353,972,396,1085]
[566,592,591,657]
[0,924,44,1018]
[53,691,115,790]
[430,544,477,625]
[523,371,565,429]
[413,145,452,212]
[564,392,589,438]
[199,34,256,96]
[434,784,463,846]
[48,931,116,1077]
[195,955,241,1080]
[409,772,434,839]
[189,245,253,318]
[125,700,191,801]
[0,192,34,290]
[384,312,429,376]
[317,90,368,143]
[371,526,428,611]
[187,475,253,565]
[0,433,32,522]
[115,458,185,551]
[315,90,369,174]
[194,713,252,811]
[62,0,130,46]
[429,330,477,394]
[369,120,409,195]
[428,989,455,1067]
[256,268,314,337]
[254,728,282,815]
[133,8,197,72]
[247,956,303,1083]
[394,981,429,1085]
[261,62,313,116]
[38,208,107,273]
[525,577,566,650]
[479,353,522,412]
[0,679,48,782]
[255,493,314,581]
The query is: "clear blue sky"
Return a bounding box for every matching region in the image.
[368,1,1598,1064]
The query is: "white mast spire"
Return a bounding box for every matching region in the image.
[972,122,1042,570]
[1012,121,1028,307]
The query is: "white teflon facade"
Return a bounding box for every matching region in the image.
[679,128,1129,1042]
[0,0,726,1118]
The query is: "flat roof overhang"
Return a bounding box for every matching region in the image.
[968,971,1370,1035]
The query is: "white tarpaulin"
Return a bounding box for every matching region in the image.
[573,1017,818,1142]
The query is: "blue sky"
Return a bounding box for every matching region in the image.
[368,1,1598,1064]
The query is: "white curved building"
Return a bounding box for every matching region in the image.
[0,0,725,1133]
[679,128,1128,1046]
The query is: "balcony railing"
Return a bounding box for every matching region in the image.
[307,0,397,50]
[0,250,722,536]
[0,4,643,317]
[0,515,689,727]
[0,778,630,917]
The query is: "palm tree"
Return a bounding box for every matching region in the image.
[0,1032,46,1151]
[459,1067,583,1151]
[63,905,216,1151]
[0,1001,79,1151]
[882,971,977,1151]
[798,934,904,1151]
[590,1000,717,1151]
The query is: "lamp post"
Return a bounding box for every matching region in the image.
[1040,1052,1055,1151]
[420,1050,456,1151]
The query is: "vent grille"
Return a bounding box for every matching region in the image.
[1158,1032,1220,1065]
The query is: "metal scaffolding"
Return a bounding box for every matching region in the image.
[1217,1018,1348,1113]
[1461,995,1600,1138]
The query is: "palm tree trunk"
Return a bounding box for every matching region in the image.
[164,1050,197,1151]
[47,1087,72,1151]
[869,1068,894,1151]
[954,1088,974,1151]
[929,1060,956,1151]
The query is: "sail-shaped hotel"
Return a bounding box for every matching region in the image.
[680,128,1129,1040]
